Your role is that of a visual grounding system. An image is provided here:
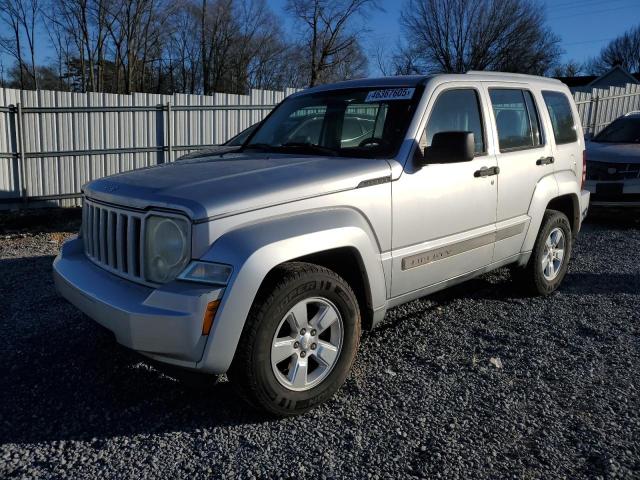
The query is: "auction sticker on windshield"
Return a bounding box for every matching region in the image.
[365,88,415,103]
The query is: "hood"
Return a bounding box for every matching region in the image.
[84,153,391,221]
[587,141,640,164]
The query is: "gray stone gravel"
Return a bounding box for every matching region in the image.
[1,215,639,479]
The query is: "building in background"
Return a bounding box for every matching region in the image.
[557,65,640,92]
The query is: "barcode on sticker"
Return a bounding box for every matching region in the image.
[365,88,415,103]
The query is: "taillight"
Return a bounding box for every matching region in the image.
[581,150,587,189]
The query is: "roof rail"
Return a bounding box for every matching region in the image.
[465,70,562,83]
[624,110,640,116]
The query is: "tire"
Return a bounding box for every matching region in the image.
[228,262,361,416]
[514,209,572,295]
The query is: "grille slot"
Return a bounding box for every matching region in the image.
[587,161,640,181]
[82,198,145,283]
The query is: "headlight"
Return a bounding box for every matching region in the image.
[178,261,233,286]
[144,215,190,283]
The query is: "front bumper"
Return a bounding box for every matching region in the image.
[585,179,640,207]
[53,237,223,369]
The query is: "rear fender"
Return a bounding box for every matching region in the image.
[522,171,580,253]
[522,173,559,253]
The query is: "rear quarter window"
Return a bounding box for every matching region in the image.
[542,91,578,145]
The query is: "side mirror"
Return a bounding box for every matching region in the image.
[423,131,475,164]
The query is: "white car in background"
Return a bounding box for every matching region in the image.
[585,111,640,208]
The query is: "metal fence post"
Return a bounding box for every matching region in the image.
[166,102,172,163]
[590,96,599,136]
[15,102,26,200]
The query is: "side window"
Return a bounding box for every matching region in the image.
[341,104,382,147]
[489,89,542,151]
[423,89,485,154]
[542,91,578,144]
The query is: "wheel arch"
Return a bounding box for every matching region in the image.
[195,208,387,374]
[547,193,580,234]
[291,246,374,331]
[522,171,580,253]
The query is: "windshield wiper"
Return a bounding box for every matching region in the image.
[242,142,278,152]
[280,142,338,156]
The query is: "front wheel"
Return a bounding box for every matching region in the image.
[514,209,573,295]
[228,262,361,416]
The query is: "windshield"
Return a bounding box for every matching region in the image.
[225,123,259,146]
[594,117,640,143]
[242,86,423,158]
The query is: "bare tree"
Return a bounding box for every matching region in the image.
[43,12,73,90]
[198,0,235,94]
[2,0,333,94]
[550,60,583,78]
[585,24,640,75]
[166,2,201,93]
[0,0,42,89]
[286,0,376,86]
[47,0,113,92]
[399,0,560,75]
[0,0,26,88]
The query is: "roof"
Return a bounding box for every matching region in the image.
[295,71,563,96]
[295,75,431,95]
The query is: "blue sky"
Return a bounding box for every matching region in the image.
[273,0,640,74]
[1,0,639,78]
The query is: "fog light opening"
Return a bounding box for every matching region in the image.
[202,300,220,335]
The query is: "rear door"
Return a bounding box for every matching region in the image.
[483,83,555,262]
[540,89,583,186]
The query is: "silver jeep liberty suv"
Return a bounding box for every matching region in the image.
[54,72,590,415]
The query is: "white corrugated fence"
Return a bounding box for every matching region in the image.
[572,83,640,137]
[0,87,298,209]
[1,81,640,210]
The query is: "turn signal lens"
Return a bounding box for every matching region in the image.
[202,300,220,335]
[178,261,233,286]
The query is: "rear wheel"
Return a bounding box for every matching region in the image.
[514,209,572,295]
[228,262,360,416]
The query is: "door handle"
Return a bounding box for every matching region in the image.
[474,166,500,177]
[536,156,554,166]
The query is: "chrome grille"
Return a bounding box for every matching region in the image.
[82,198,145,283]
[587,161,640,181]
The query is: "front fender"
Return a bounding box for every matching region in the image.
[196,208,386,373]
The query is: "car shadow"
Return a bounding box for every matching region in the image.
[0,255,269,446]
[369,265,639,336]
[584,209,640,229]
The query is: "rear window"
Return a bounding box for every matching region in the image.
[542,91,578,145]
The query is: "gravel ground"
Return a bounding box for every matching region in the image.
[1,211,639,479]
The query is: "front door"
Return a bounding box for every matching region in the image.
[391,85,498,298]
